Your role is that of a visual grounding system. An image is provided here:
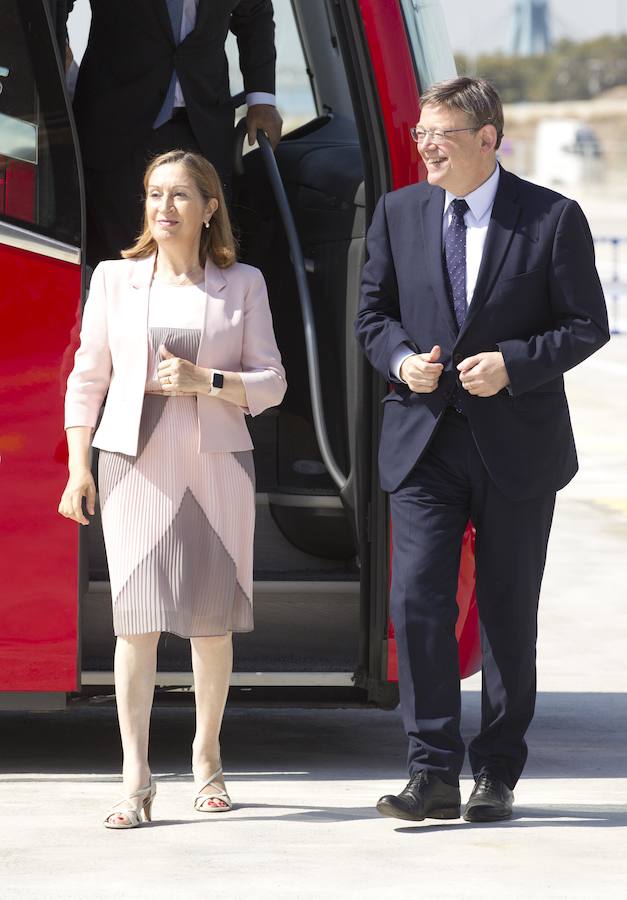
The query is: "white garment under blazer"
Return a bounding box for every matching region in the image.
[65,254,287,455]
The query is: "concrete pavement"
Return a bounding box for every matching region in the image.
[1,340,626,900]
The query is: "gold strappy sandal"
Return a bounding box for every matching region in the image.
[104,779,156,829]
[193,767,232,813]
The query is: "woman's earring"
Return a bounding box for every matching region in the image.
[204,219,211,230]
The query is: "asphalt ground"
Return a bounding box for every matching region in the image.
[1,337,626,900]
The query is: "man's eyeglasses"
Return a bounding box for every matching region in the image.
[410,125,485,144]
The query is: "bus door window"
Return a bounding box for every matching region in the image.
[399,0,456,90]
[225,0,317,138]
[0,0,80,246]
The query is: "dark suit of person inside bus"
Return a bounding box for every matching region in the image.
[59,0,282,266]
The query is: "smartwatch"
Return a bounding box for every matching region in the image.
[209,370,224,396]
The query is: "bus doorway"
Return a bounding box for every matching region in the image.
[0,0,479,708]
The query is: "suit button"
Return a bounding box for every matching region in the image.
[453,353,463,365]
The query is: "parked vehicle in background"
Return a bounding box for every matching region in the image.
[534,118,603,187]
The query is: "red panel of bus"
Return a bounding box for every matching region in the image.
[0,242,81,690]
[358,0,480,680]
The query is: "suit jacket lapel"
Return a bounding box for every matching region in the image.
[193,0,212,34]
[458,167,521,339]
[130,255,156,292]
[198,259,228,365]
[151,0,178,45]
[129,256,154,378]
[420,187,458,339]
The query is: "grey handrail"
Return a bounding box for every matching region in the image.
[235,121,348,491]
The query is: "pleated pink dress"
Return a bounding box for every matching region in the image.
[98,279,255,638]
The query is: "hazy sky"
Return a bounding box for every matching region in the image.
[68,1,627,62]
[441,0,627,54]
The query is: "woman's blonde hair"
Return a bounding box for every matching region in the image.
[122,150,237,268]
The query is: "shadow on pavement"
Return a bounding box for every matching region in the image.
[0,691,625,782]
[394,803,627,832]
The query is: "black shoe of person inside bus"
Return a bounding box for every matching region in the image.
[463,774,514,822]
[376,770,461,821]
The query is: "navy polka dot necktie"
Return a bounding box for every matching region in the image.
[444,198,469,330]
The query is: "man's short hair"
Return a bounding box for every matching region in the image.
[420,77,504,149]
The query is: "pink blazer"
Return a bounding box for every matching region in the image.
[65,255,287,455]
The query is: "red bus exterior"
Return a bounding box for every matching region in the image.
[359,0,479,681]
[0,244,81,690]
[0,0,479,701]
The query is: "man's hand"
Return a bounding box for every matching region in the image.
[400,345,444,393]
[457,351,510,397]
[246,104,283,150]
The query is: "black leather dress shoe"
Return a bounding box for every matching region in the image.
[377,771,461,822]
[463,774,514,822]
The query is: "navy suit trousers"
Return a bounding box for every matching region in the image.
[389,409,556,789]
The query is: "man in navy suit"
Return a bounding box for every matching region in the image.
[355,77,609,822]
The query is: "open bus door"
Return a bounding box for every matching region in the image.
[232,0,480,705]
[341,0,482,700]
[0,0,84,704]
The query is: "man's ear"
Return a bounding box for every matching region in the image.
[480,124,498,152]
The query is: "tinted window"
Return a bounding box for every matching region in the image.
[400,0,457,91]
[0,0,80,245]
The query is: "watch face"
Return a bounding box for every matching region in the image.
[213,372,224,390]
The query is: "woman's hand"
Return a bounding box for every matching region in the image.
[58,468,96,526]
[157,345,248,406]
[157,345,210,394]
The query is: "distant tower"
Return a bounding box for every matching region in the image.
[510,0,552,56]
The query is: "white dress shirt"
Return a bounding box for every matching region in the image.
[173,0,276,110]
[390,164,500,380]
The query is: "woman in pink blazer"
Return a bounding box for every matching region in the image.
[59,150,286,828]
